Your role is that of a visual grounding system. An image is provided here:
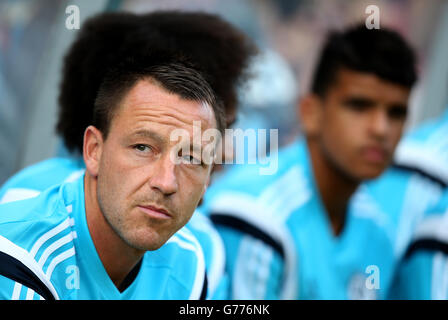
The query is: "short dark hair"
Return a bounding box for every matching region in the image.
[56,11,255,154]
[311,23,417,97]
[93,59,225,139]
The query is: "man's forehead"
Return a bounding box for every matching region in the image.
[329,68,410,100]
[332,69,408,90]
[114,78,217,129]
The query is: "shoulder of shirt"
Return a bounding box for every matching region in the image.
[187,211,224,263]
[0,184,72,252]
[404,110,448,143]
[393,113,448,188]
[143,226,206,300]
[201,144,310,277]
[204,138,310,210]
[0,157,85,201]
[187,210,226,296]
[404,191,448,260]
[208,139,306,196]
[0,183,76,300]
[206,139,311,209]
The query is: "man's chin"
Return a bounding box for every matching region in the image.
[130,239,166,252]
[124,231,172,252]
[356,165,388,182]
[141,242,165,251]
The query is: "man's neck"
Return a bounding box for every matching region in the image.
[307,140,360,237]
[83,175,144,289]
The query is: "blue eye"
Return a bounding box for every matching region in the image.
[180,154,202,166]
[182,155,195,163]
[134,144,151,153]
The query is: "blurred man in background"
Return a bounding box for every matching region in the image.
[0,11,256,299]
[202,23,417,299]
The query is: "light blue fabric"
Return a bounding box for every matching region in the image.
[380,110,448,299]
[202,139,399,299]
[0,156,228,299]
[0,157,85,203]
[0,175,205,299]
[388,191,448,299]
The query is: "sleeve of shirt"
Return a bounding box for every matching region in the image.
[187,212,229,300]
[0,275,44,300]
[388,252,430,299]
[209,272,229,299]
[0,231,59,300]
[216,225,284,300]
[389,191,448,300]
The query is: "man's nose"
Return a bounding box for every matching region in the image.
[149,154,178,196]
[369,109,389,139]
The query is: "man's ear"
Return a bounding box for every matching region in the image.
[299,94,323,138]
[83,125,103,178]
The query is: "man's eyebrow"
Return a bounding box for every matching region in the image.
[387,102,407,109]
[174,137,204,155]
[131,129,212,154]
[130,129,165,144]
[342,96,376,107]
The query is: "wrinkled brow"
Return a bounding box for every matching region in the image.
[130,129,166,145]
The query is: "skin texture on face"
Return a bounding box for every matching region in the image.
[84,78,216,258]
[304,68,410,182]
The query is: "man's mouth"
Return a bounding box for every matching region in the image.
[360,145,388,164]
[137,205,172,220]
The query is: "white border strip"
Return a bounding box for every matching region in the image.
[167,230,206,300]
[176,228,206,300]
[209,192,298,299]
[395,143,448,184]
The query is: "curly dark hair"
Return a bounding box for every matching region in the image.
[56,11,256,154]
